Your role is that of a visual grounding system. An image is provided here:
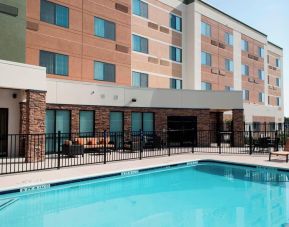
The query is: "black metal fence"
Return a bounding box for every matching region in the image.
[0,128,288,175]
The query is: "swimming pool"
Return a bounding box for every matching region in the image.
[1,161,289,227]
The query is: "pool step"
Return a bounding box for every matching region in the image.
[0,198,18,211]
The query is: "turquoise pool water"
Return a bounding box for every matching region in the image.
[1,162,289,227]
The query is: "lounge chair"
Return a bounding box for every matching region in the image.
[269,138,289,162]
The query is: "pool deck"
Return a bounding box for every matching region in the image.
[0,153,289,193]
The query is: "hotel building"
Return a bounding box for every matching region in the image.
[0,0,283,159]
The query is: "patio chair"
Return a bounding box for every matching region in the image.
[269,138,289,162]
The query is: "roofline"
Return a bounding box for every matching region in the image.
[268,41,283,50]
[183,0,267,38]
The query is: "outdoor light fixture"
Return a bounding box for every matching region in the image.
[131,98,137,102]
[12,93,17,99]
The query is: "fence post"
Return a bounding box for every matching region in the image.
[57,131,61,169]
[218,130,221,154]
[191,129,194,153]
[168,130,171,156]
[139,130,143,160]
[275,130,278,151]
[284,123,286,150]
[249,126,253,155]
[264,122,267,137]
[103,130,107,164]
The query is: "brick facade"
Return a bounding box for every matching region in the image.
[24,90,46,162]
[232,109,244,146]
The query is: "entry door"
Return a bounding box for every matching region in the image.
[0,108,8,157]
[167,116,197,147]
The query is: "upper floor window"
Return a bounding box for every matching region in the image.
[170,79,182,90]
[258,92,265,103]
[170,46,182,63]
[201,51,212,66]
[133,35,148,54]
[170,14,182,32]
[243,90,249,101]
[40,50,68,76]
[201,22,211,37]
[258,69,265,80]
[276,97,280,106]
[276,58,281,67]
[133,0,148,18]
[40,0,69,28]
[201,82,212,91]
[241,39,249,52]
[94,17,115,41]
[94,61,115,82]
[258,47,265,58]
[132,72,148,88]
[276,78,280,87]
[241,64,249,76]
[225,59,234,72]
[225,32,233,46]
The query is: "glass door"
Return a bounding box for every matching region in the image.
[109,112,123,148]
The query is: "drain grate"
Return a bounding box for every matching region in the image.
[0,199,17,211]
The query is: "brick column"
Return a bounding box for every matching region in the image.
[71,109,79,133]
[25,90,46,162]
[232,109,244,147]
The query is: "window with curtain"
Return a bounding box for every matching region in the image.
[201,22,211,37]
[170,46,182,62]
[241,39,249,52]
[110,112,123,132]
[131,112,154,132]
[258,92,265,103]
[170,14,182,32]
[276,78,280,87]
[258,69,265,80]
[201,82,212,91]
[225,32,233,46]
[133,35,148,54]
[79,111,94,135]
[225,59,234,72]
[243,90,249,101]
[94,61,115,82]
[132,72,148,88]
[170,79,182,90]
[276,97,280,106]
[40,50,68,76]
[94,17,115,41]
[133,0,148,18]
[241,64,249,76]
[258,47,265,58]
[201,51,212,66]
[40,0,69,28]
[276,58,281,67]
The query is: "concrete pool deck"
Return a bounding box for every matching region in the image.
[0,153,289,193]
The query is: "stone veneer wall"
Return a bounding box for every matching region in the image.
[232,109,244,146]
[24,90,46,162]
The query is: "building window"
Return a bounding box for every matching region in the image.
[225,32,233,46]
[109,112,123,132]
[276,78,280,87]
[225,59,234,72]
[201,22,211,37]
[258,69,265,80]
[170,79,182,90]
[243,90,249,101]
[276,58,281,67]
[258,47,265,58]
[40,0,69,28]
[170,46,182,62]
[94,17,115,41]
[259,92,265,103]
[241,64,249,76]
[241,39,249,52]
[201,51,212,66]
[253,122,261,131]
[79,111,94,135]
[131,112,154,132]
[225,86,233,91]
[268,96,271,105]
[132,72,148,88]
[201,82,212,91]
[276,97,280,106]
[170,14,182,32]
[133,35,148,54]
[94,61,115,82]
[40,50,68,76]
[132,0,148,18]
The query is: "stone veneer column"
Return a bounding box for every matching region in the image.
[25,90,46,162]
[232,109,244,147]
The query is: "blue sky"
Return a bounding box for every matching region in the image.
[203,0,288,117]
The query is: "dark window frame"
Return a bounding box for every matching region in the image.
[40,50,69,76]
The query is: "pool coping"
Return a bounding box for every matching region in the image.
[1,158,289,196]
